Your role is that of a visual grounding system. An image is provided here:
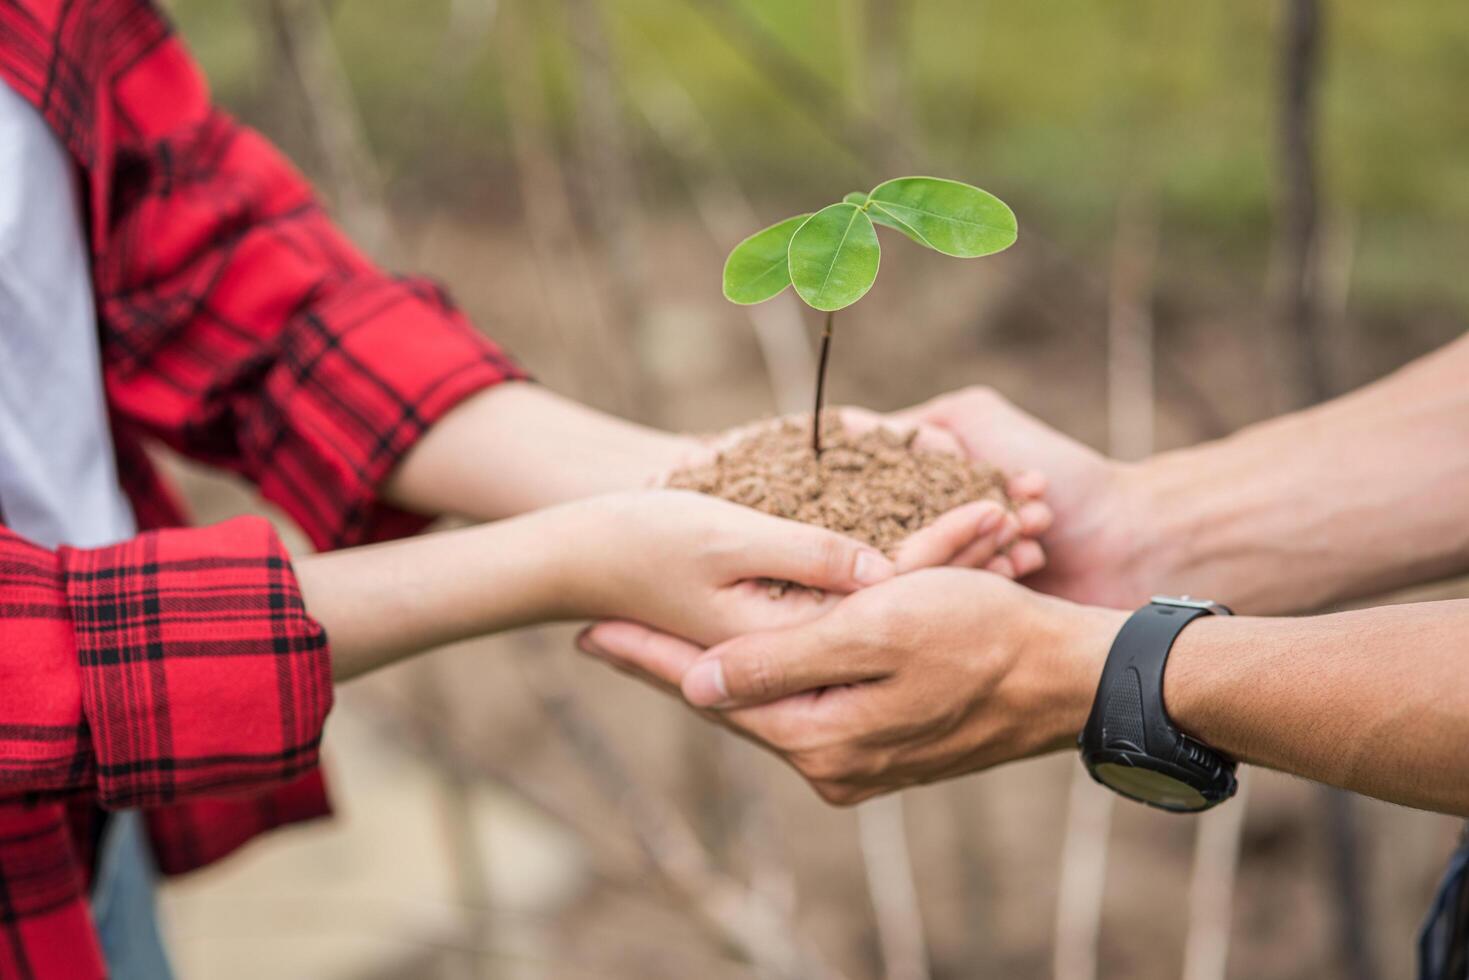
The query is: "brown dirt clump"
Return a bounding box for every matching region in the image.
[667,415,1010,556]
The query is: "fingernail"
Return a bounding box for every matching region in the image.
[974,504,1004,534]
[995,515,1020,548]
[684,659,729,707]
[576,630,607,659]
[854,549,894,586]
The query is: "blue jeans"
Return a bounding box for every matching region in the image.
[91,812,174,980]
[1421,842,1469,980]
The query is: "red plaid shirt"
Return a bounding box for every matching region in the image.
[0,1,526,975]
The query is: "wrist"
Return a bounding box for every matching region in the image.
[1124,449,1221,596]
[1027,596,1127,752]
[1159,613,1246,757]
[447,515,582,632]
[1052,458,1163,608]
[518,499,619,622]
[1130,436,1296,612]
[528,492,680,624]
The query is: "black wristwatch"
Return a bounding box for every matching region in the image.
[1079,596,1238,813]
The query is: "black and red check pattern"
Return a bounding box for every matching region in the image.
[0,0,528,975]
[0,520,331,976]
[61,521,332,810]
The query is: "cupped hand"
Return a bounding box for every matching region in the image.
[666,406,1054,581]
[578,568,1124,805]
[564,489,896,648]
[892,386,1148,607]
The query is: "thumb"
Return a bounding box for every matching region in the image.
[894,499,1008,572]
[728,514,895,593]
[578,621,704,693]
[682,620,885,709]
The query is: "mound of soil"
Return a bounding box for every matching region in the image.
[667,414,1010,556]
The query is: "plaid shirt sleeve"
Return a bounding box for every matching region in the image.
[84,22,529,551]
[1,4,529,552]
[0,516,331,808]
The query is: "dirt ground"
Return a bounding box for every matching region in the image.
[155,213,1468,980]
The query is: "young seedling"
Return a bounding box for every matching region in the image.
[723,176,1018,455]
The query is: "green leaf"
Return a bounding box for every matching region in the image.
[842,191,868,206]
[866,204,927,246]
[788,202,881,312]
[722,213,811,305]
[867,176,1017,258]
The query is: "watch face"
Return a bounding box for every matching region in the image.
[1092,761,1209,811]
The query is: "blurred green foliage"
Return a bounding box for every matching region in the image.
[171,0,1469,310]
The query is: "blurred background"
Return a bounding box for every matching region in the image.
[151,1,1469,977]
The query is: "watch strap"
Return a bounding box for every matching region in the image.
[1081,600,1238,810]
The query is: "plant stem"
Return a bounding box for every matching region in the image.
[812,310,835,457]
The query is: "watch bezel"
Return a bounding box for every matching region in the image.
[1149,594,1235,616]
[1083,745,1237,813]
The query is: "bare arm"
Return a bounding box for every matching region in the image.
[584,571,1469,815]
[1136,332,1469,613]
[577,334,1469,811]
[295,490,896,682]
[905,332,1469,613]
[295,509,572,681]
[379,382,1047,580]
[382,382,694,521]
[1164,598,1469,813]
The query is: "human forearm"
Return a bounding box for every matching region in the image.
[383,382,693,520]
[296,509,580,681]
[595,568,1469,814]
[298,489,895,683]
[1161,599,1469,815]
[1133,333,1469,613]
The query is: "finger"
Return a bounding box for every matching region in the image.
[952,532,1004,569]
[909,423,964,457]
[712,676,906,774]
[727,514,894,593]
[894,500,1005,573]
[834,405,887,435]
[579,621,705,690]
[984,554,1017,578]
[811,783,883,807]
[1007,538,1048,578]
[946,507,1023,569]
[682,624,887,709]
[884,403,929,430]
[837,407,960,457]
[718,579,843,634]
[1006,470,1048,501]
[1016,500,1054,537]
[659,443,718,485]
[726,680,902,772]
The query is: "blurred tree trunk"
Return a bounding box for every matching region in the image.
[1274,4,1376,979]
[516,647,850,980]
[1182,776,1251,980]
[1054,189,1157,980]
[255,8,500,978]
[855,0,920,172]
[860,797,931,980]
[563,0,654,422]
[493,0,639,412]
[258,0,399,262]
[1272,0,1328,408]
[441,0,500,80]
[682,0,894,172]
[630,73,817,413]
